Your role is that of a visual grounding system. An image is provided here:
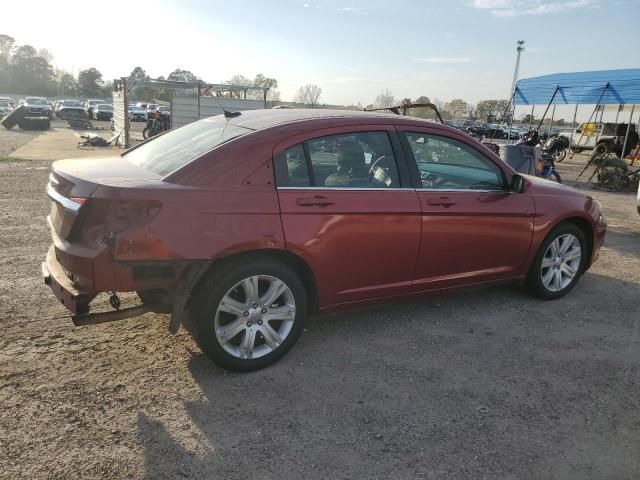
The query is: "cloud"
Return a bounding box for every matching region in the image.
[469,0,599,17]
[417,57,471,64]
[337,6,369,15]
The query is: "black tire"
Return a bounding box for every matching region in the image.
[526,223,587,300]
[551,170,562,183]
[594,142,610,157]
[191,258,308,372]
[553,148,567,163]
[142,127,151,139]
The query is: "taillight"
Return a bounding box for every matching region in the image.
[77,199,161,247]
[70,197,87,206]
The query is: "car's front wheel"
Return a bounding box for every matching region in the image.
[527,223,587,299]
[192,259,307,372]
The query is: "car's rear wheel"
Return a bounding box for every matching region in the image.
[192,259,307,372]
[526,223,587,299]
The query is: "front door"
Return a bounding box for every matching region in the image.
[399,129,534,291]
[274,127,421,308]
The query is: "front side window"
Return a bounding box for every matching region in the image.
[403,132,504,191]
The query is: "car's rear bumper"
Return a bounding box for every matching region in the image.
[42,245,95,314]
[44,216,183,314]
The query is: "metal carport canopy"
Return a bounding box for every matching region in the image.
[514,69,640,105]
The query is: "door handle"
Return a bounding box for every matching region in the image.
[427,197,456,207]
[296,196,335,207]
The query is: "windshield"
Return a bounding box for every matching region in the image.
[27,98,47,105]
[0,102,9,107]
[98,104,112,110]
[65,101,81,107]
[89,100,102,105]
[125,116,253,176]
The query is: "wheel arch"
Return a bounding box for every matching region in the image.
[187,249,319,315]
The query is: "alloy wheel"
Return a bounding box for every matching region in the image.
[540,234,582,292]
[214,275,296,360]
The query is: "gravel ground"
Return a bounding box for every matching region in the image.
[0,155,639,480]
[0,125,41,157]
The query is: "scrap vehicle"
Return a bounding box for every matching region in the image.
[42,109,606,372]
[23,97,52,119]
[93,103,113,121]
[57,100,86,120]
[0,100,11,118]
[1,97,51,130]
[84,99,105,118]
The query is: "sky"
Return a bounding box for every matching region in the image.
[1,0,639,109]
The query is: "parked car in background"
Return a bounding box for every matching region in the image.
[23,97,52,119]
[0,101,11,118]
[57,100,85,119]
[42,109,606,372]
[84,99,105,119]
[559,122,624,152]
[146,104,158,116]
[0,96,16,109]
[93,103,113,121]
[157,105,170,116]
[128,105,147,121]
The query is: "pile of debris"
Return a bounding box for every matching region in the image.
[63,111,96,130]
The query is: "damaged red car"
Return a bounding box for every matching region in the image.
[43,110,606,371]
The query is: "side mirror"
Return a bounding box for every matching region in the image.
[510,173,526,193]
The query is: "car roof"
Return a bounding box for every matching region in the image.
[226,108,451,132]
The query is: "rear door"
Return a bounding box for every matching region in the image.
[398,128,534,291]
[274,126,421,308]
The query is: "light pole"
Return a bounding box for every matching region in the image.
[505,40,525,139]
[510,40,525,101]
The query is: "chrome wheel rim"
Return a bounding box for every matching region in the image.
[540,234,582,292]
[214,275,295,360]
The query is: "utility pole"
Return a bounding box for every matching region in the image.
[509,40,525,121]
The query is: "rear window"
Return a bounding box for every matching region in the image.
[124,116,253,176]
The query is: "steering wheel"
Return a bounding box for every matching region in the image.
[368,155,392,185]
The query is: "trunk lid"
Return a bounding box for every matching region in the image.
[48,156,160,239]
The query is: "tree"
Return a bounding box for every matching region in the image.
[37,48,54,63]
[294,84,322,108]
[78,68,104,97]
[475,99,509,122]
[408,95,435,119]
[167,69,199,82]
[59,72,78,97]
[443,98,470,119]
[253,74,279,102]
[0,34,15,66]
[374,89,395,108]
[226,74,251,86]
[130,66,149,80]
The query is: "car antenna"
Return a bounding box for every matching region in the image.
[223,108,241,118]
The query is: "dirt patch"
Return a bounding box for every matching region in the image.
[0,158,639,479]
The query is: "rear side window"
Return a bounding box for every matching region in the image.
[274,131,401,189]
[274,145,311,187]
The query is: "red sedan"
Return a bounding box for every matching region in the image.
[43,110,606,371]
